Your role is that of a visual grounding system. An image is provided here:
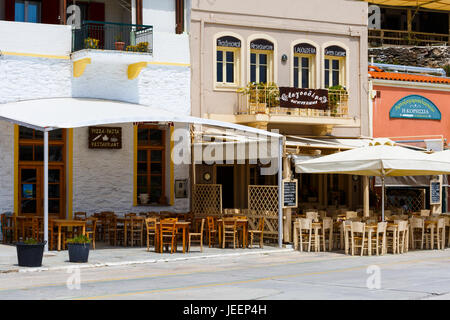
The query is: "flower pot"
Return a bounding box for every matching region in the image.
[67,243,90,263]
[16,242,46,267]
[114,41,125,51]
[139,193,149,205]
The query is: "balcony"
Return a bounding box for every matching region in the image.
[72,21,153,54]
[369,29,449,47]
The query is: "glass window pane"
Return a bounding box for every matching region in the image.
[27,2,39,23]
[332,60,340,70]
[21,183,36,198]
[49,184,60,198]
[325,71,330,88]
[138,128,149,146]
[34,130,43,140]
[151,163,162,174]
[21,169,36,183]
[302,69,309,88]
[259,54,267,65]
[250,65,256,83]
[217,50,223,62]
[49,170,60,183]
[250,53,256,64]
[325,59,330,70]
[35,145,43,161]
[15,2,25,22]
[332,71,339,86]
[302,57,309,68]
[151,176,162,188]
[19,127,33,139]
[49,129,63,141]
[149,189,162,203]
[226,51,234,63]
[19,145,33,161]
[294,67,299,88]
[150,130,163,146]
[137,175,147,193]
[294,57,299,67]
[217,62,223,82]
[259,65,267,83]
[21,200,36,214]
[49,200,59,214]
[226,62,234,83]
[138,163,147,174]
[138,150,147,162]
[151,150,162,162]
[49,146,63,162]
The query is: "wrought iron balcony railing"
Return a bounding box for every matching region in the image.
[369,29,449,47]
[237,87,349,118]
[72,20,153,54]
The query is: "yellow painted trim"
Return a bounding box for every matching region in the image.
[2,51,70,60]
[133,125,138,206]
[147,61,190,67]
[73,58,91,78]
[13,125,19,216]
[170,126,174,206]
[67,129,73,220]
[127,62,148,80]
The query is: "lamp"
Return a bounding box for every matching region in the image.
[281,54,288,62]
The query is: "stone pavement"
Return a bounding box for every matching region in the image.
[0,242,293,273]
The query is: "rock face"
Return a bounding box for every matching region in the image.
[368,46,450,72]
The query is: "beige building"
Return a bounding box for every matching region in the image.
[190,0,370,242]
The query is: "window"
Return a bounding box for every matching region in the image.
[19,127,64,162]
[137,125,166,205]
[324,45,346,88]
[216,36,241,88]
[293,43,316,89]
[15,1,41,23]
[250,39,274,83]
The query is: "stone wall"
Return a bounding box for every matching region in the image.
[368,46,450,71]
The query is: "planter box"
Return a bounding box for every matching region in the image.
[67,243,90,263]
[16,242,46,267]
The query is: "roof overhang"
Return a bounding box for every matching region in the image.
[362,0,450,11]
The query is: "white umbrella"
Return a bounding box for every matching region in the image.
[295,139,450,221]
[429,150,450,161]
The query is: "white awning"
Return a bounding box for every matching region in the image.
[0,98,281,138]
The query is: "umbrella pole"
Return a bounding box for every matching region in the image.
[381,175,385,222]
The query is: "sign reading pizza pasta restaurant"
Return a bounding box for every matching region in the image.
[88,126,122,149]
[389,95,441,120]
[279,87,329,110]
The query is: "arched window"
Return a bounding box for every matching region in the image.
[293,43,316,89]
[216,36,241,87]
[250,39,274,83]
[324,45,346,88]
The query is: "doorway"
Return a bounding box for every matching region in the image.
[216,166,234,209]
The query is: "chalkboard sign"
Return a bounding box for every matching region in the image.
[283,179,298,208]
[430,180,441,205]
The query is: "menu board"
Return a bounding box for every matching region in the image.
[283,179,298,208]
[88,126,122,149]
[430,180,441,205]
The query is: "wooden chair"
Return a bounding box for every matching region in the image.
[206,216,218,248]
[445,216,450,248]
[371,221,387,256]
[125,213,137,218]
[99,211,115,241]
[346,211,358,219]
[342,220,353,254]
[425,218,445,250]
[85,217,97,249]
[350,221,367,256]
[409,217,424,250]
[296,218,312,252]
[386,222,399,254]
[108,216,124,246]
[74,212,87,220]
[321,217,333,251]
[249,217,264,248]
[159,220,177,253]
[145,217,157,251]
[128,216,144,247]
[1,213,14,244]
[395,220,409,254]
[420,209,430,217]
[188,218,205,252]
[306,211,319,222]
[222,217,238,249]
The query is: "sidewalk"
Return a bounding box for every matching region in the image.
[0,242,293,273]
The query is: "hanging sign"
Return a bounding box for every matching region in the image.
[430,179,441,205]
[390,95,441,120]
[279,87,329,110]
[294,43,316,55]
[217,36,241,48]
[282,179,298,208]
[88,127,122,149]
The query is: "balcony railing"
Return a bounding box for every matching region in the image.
[369,29,449,47]
[72,20,153,54]
[237,87,349,118]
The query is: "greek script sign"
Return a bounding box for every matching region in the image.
[325,45,346,57]
[294,43,316,55]
[430,180,441,205]
[279,87,329,110]
[88,127,122,149]
[283,179,298,208]
[250,39,274,51]
[217,36,241,48]
[390,95,441,120]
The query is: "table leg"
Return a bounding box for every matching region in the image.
[58,226,61,251]
[183,227,186,253]
[293,224,298,250]
[368,230,372,256]
[124,223,127,247]
[431,226,434,250]
[244,223,248,248]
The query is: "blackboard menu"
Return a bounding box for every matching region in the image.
[430,180,441,205]
[283,179,298,208]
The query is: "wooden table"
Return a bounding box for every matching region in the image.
[52,219,86,251]
[154,221,190,253]
[217,219,248,248]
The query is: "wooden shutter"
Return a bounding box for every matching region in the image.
[175,0,184,34]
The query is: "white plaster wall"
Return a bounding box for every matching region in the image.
[0,121,14,213]
[0,21,72,56]
[143,0,176,33]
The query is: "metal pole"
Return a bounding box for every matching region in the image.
[44,130,49,251]
[278,137,283,248]
[381,175,385,222]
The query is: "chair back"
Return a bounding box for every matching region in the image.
[298,218,312,231]
[384,210,392,217]
[396,220,408,232]
[420,209,430,217]
[223,217,237,231]
[160,220,176,236]
[257,217,265,231]
[351,221,366,233]
[207,216,216,230]
[409,217,424,229]
[199,218,205,234]
[346,211,358,219]
[437,218,445,229]
[306,211,318,222]
[74,212,87,220]
[145,217,157,232]
[377,221,387,233]
[130,216,144,229]
[322,217,333,230]
[86,217,97,230]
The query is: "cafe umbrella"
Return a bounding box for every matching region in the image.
[294,139,450,221]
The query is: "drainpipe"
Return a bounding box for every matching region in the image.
[44,130,49,252]
[278,136,283,248]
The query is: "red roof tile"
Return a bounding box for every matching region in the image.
[368,66,450,85]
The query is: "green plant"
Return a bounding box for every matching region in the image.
[238,82,279,107]
[328,85,348,115]
[114,33,123,42]
[66,234,91,244]
[23,238,38,245]
[443,65,450,77]
[126,42,149,53]
[84,37,99,49]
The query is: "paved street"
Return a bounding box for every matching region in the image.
[0,249,449,300]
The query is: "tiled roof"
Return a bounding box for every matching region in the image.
[369,66,450,85]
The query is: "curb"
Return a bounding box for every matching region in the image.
[7,248,294,274]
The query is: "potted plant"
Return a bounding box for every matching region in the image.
[114,34,125,51]
[327,84,348,116]
[139,193,149,204]
[84,37,99,49]
[16,238,46,267]
[67,234,91,263]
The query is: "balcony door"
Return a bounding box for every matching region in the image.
[18,127,66,218]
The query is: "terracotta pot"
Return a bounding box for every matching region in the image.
[114,42,125,51]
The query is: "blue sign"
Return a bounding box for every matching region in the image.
[390,95,441,120]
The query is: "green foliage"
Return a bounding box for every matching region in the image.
[238,82,279,107]
[84,37,99,49]
[126,42,149,53]
[23,238,38,245]
[66,234,91,244]
[328,85,348,115]
[443,65,450,77]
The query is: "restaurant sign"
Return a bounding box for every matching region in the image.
[88,126,122,149]
[389,95,441,120]
[279,87,329,110]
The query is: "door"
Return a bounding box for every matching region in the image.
[216,166,234,209]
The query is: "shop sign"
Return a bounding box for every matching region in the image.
[294,43,316,55]
[279,87,328,110]
[325,45,346,57]
[390,95,441,120]
[430,179,441,205]
[283,179,298,208]
[250,39,274,51]
[88,126,122,149]
[217,36,241,48]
